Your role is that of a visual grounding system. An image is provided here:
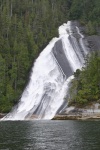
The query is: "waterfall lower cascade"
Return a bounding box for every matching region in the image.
[2,21,89,120]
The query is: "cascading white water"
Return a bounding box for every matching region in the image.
[2,21,89,120]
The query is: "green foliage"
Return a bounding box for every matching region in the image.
[69,52,100,106]
[74,69,81,78]
[69,0,100,23]
[68,0,100,35]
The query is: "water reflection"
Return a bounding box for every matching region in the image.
[0,120,100,150]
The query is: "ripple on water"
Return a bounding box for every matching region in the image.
[0,120,100,150]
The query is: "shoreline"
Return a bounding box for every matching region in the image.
[1,102,100,120]
[52,114,100,120]
[53,103,100,120]
[1,112,100,120]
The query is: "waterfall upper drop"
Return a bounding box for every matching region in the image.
[2,21,89,120]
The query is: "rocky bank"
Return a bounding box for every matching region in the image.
[53,102,100,120]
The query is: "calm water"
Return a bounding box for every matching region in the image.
[0,120,100,150]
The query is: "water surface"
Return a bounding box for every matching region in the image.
[0,120,100,150]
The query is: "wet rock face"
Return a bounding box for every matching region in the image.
[52,21,90,79]
[53,103,100,120]
[0,113,5,119]
[87,35,100,51]
[53,40,73,78]
[68,21,100,52]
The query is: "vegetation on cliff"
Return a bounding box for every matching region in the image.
[69,52,100,106]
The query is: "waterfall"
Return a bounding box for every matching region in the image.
[2,21,89,120]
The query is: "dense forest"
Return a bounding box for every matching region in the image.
[0,0,100,112]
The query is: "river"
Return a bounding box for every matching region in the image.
[0,120,100,150]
